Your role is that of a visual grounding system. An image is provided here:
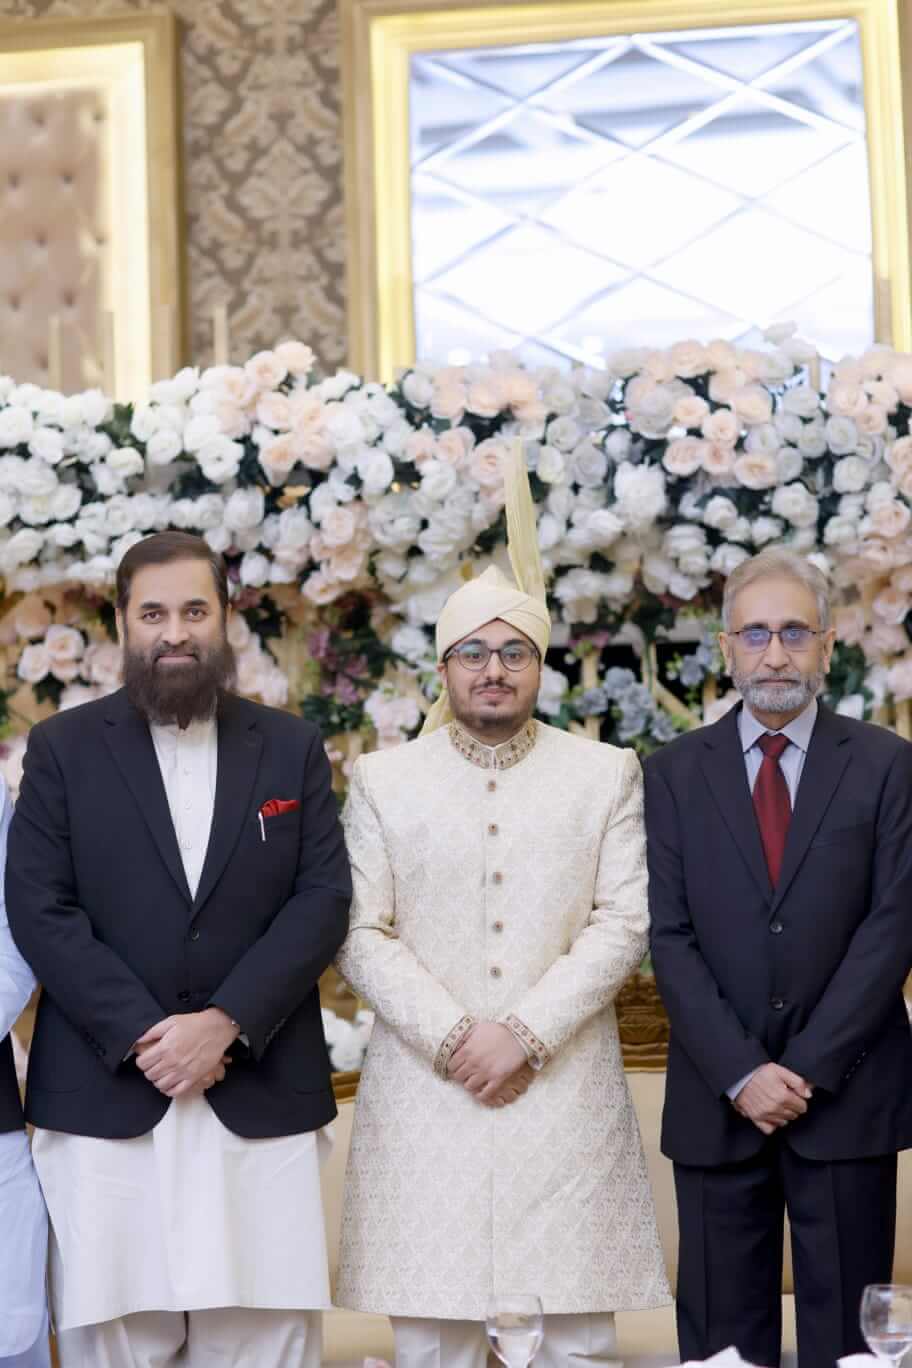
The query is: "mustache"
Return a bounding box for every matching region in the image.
[153,644,200,661]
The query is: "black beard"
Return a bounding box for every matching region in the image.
[123,636,237,728]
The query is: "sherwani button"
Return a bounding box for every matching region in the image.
[189,928,200,941]
[492,921,504,932]
[488,823,499,835]
[487,780,496,792]
[178,990,190,1002]
[490,965,502,978]
[769,921,784,935]
[770,996,785,1010]
[492,872,503,884]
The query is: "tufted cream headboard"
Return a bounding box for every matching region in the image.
[0,86,108,392]
[0,13,183,398]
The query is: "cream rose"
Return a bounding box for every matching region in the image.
[17,642,50,683]
[702,407,740,445]
[870,499,912,540]
[732,385,773,426]
[663,437,707,477]
[702,442,736,476]
[872,585,911,624]
[274,340,315,377]
[733,452,778,490]
[673,394,710,429]
[468,439,506,492]
[244,350,287,391]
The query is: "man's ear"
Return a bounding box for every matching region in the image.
[718,630,733,676]
[115,608,126,647]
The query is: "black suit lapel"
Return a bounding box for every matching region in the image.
[192,692,263,914]
[103,690,193,904]
[771,704,851,910]
[700,704,773,898]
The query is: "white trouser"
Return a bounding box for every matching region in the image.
[392,1311,620,1368]
[0,1318,50,1368]
[56,1308,321,1368]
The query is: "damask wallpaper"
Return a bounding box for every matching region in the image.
[0,0,349,373]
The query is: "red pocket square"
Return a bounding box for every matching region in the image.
[259,798,301,819]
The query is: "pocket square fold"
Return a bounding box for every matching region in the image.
[259,798,301,818]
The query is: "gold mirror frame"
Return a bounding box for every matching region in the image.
[0,13,185,398]
[340,0,912,379]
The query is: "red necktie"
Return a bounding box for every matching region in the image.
[753,733,791,886]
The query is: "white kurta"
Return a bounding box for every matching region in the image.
[33,718,331,1332]
[0,779,49,1360]
[336,722,670,1320]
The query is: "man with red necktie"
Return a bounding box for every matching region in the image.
[646,546,912,1368]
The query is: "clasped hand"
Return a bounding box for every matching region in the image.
[733,1062,813,1134]
[448,1022,534,1107]
[133,1007,240,1099]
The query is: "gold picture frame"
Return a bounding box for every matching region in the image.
[0,12,184,399]
[340,0,912,380]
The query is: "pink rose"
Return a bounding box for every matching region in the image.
[732,385,773,426]
[668,339,708,378]
[706,339,738,371]
[302,569,345,605]
[673,394,709,429]
[259,433,299,483]
[833,602,866,645]
[465,379,505,418]
[256,392,292,431]
[244,350,287,392]
[503,373,537,408]
[321,506,357,549]
[707,369,744,404]
[662,437,707,477]
[856,403,888,436]
[872,585,911,624]
[274,340,315,376]
[733,452,778,489]
[430,384,466,424]
[888,357,912,403]
[468,439,506,492]
[870,499,912,540]
[827,381,868,418]
[436,428,473,467]
[702,407,740,446]
[702,442,737,476]
[404,429,438,466]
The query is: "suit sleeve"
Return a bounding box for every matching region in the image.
[0,781,36,1041]
[497,747,650,1065]
[209,726,351,1061]
[779,741,912,1093]
[646,760,769,1097]
[334,757,475,1074]
[6,723,166,1070]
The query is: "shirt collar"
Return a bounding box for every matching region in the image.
[149,715,217,748]
[448,719,538,771]
[739,696,818,755]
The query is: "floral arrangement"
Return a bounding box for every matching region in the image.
[0,325,910,785]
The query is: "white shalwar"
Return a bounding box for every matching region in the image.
[32,718,330,1366]
[0,778,50,1368]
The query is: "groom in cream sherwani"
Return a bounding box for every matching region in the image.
[336,454,669,1368]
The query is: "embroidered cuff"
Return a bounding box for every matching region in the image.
[434,1015,476,1078]
[502,1014,550,1070]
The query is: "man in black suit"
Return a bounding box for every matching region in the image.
[7,531,351,1368]
[646,546,912,1368]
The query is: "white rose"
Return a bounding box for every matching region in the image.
[240,551,271,587]
[101,495,136,537]
[45,623,85,669]
[391,624,434,665]
[536,664,569,717]
[751,515,784,546]
[18,460,57,498]
[663,437,707,478]
[50,485,82,522]
[832,457,870,494]
[537,445,567,484]
[420,459,458,502]
[823,515,859,547]
[74,390,110,428]
[782,386,821,419]
[146,428,183,466]
[773,411,803,445]
[711,542,751,576]
[325,405,365,451]
[546,416,581,452]
[771,482,819,528]
[585,509,624,548]
[17,642,50,683]
[182,414,221,453]
[0,407,34,448]
[744,423,780,456]
[28,428,65,465]
[2,528,43,570]
[604,429,632,461]
[668,572,699,600]
[537,512,564,552]
[825,416,858,455]
[703,495,740,531]
[664,524,706,557]
[199,438,243,484]
[613,463,667,529]
[107,447,145,481]
[777,448,804,483]
[570,441,607,487]
[629,385,676,436]
[401,371,433,408]
[224,488,265,532]
[797,425,828,459]
[358,449,395,497]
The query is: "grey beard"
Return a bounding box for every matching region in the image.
[733,667,824,716]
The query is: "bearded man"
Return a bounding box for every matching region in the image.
[335,452,668,1368]
[646,546,912,1368]
[7,531,351,1368]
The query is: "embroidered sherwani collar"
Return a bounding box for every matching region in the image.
[447,719,538,770]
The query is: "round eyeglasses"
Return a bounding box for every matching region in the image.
[444,642,539,672]
[730,625,822,652]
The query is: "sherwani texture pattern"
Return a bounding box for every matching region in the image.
[335,721,670,1320]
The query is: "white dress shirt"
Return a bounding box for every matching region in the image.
[727,698,818,1101]
[0,779,50,1361]
[33,717,331,1331]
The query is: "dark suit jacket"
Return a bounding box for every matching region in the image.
[0,1037,21,1133]
[6,688,351,1140]
[646,702,912,1167]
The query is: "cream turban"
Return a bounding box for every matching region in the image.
[421,439,550,734]
[435,565,550,661]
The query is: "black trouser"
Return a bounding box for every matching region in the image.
[673,1141,897,1368]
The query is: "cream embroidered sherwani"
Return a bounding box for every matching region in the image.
[335,720,670,1320]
